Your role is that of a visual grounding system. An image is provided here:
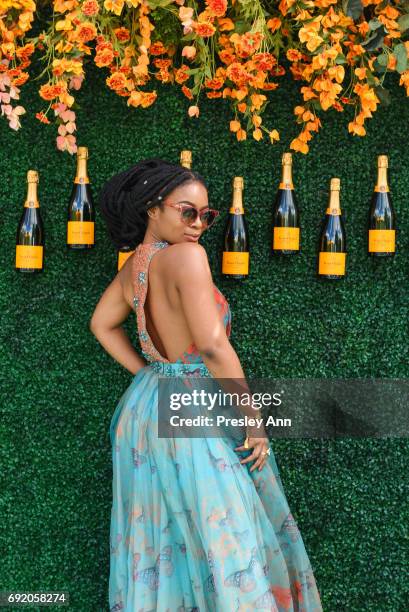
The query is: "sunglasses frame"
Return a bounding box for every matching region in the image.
[162,201,220,229]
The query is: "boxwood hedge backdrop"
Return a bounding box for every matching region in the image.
[1,53,408,611]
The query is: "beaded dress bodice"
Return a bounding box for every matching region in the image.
[132,240,231,367]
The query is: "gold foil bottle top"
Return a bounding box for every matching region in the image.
[233,176,244,189]
[75,147,90,184]
[282,152,292,166]
[230,176,244,214]
[330,178,341,191]
[180,150,192,169]
[27,170,39,183]
[378,155,388,168]
[77,146,89,160]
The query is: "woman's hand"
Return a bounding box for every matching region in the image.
[234,428,271,473]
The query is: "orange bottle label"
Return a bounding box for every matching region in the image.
[67,221,94,245]
[273,227,300,250]
[222,251,249,275]
[16,245,43,269]
[118,250,135,271]
[368,229,395,252]
[318,252,346,275]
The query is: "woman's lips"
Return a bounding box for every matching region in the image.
[184,234,200,242]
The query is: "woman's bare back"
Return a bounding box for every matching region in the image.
[119,243,215,362]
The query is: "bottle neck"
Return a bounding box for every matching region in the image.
[375,167,389,193]
[229,187,244,214]
[279,163,294,190]
[325,190,341,215]
[24,182,39,208]
[74,157,90,184]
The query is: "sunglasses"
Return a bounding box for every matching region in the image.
[163,201,219,229]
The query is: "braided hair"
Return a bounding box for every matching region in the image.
[99,158,207,250]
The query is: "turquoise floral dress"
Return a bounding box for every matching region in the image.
[109,240,323,612]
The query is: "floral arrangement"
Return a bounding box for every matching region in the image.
[1,0,409,154]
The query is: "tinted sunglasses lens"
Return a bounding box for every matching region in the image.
[202,210,218,227]
[181,208,198,225]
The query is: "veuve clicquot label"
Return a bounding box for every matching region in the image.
[272,152,300,254]
[117,247,135,271]
[222,176,249,279]
[317,178,346,279]
[67,146,95,249]
[368,155,396,256]
[15,170,45,273]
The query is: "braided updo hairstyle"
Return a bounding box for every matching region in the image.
[98,158,207,250]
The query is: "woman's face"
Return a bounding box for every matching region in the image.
[149,180,210,244]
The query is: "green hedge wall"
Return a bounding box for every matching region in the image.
[1,53,408,611]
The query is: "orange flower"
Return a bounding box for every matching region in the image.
[267,17,281,32]
[237,102,246,112]
[355,67,366,80]
[182,45,196,60]
[35,112,50,124]
[194,22,216,37]
[106,71,127,91]
[218,18,235,31]
[188,105,200,117]
[253,128,263,141]
[252,115,262,127]
[229,119,240,132]
[250,93,266,111]
[287,48,302,62]
[95,48,114,67]
[236,128,247,141]
[226,62,251,88]
[114,27,130,42]
[348,120,366,136]
[205,76,224,89]
[82,0,100,16]
[149,41,166,55]
[207,91,222,98]
[219,49,235,65]
[290,137,309,153]
[175,65,190,84]
[140,91,157,108]
[75,21,97,41]
[269,129,280,142]
[205,0,227,17]
[181,85,193,99]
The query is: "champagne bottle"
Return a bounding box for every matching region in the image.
[222,177,249,279]
[67,146,95,249]
[15,170,44,273]
[318,178,346,279]
[180,150,192,169]
[368,155,396,257]
[117,246,135,271]
[272,152,300,255]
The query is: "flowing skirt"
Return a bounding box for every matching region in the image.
[108,362,323,612]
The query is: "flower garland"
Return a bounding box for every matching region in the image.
[1,0,408,154]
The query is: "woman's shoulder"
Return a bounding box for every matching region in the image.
[158,242,211,279]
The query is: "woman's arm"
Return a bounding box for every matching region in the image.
[171,243,270,471]
[89,273,147,376]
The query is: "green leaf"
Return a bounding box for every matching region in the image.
[398,13,409,33]
[335,55,347,65]
[374,86,391,106]
[376,53,389,67]
[362,26,387,51]
[343,0,363,20]
[393,43,408,73]
[368,19,382,31]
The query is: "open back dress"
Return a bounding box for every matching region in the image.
[108,240,323,612]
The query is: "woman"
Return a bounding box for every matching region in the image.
[91,159,323,611]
